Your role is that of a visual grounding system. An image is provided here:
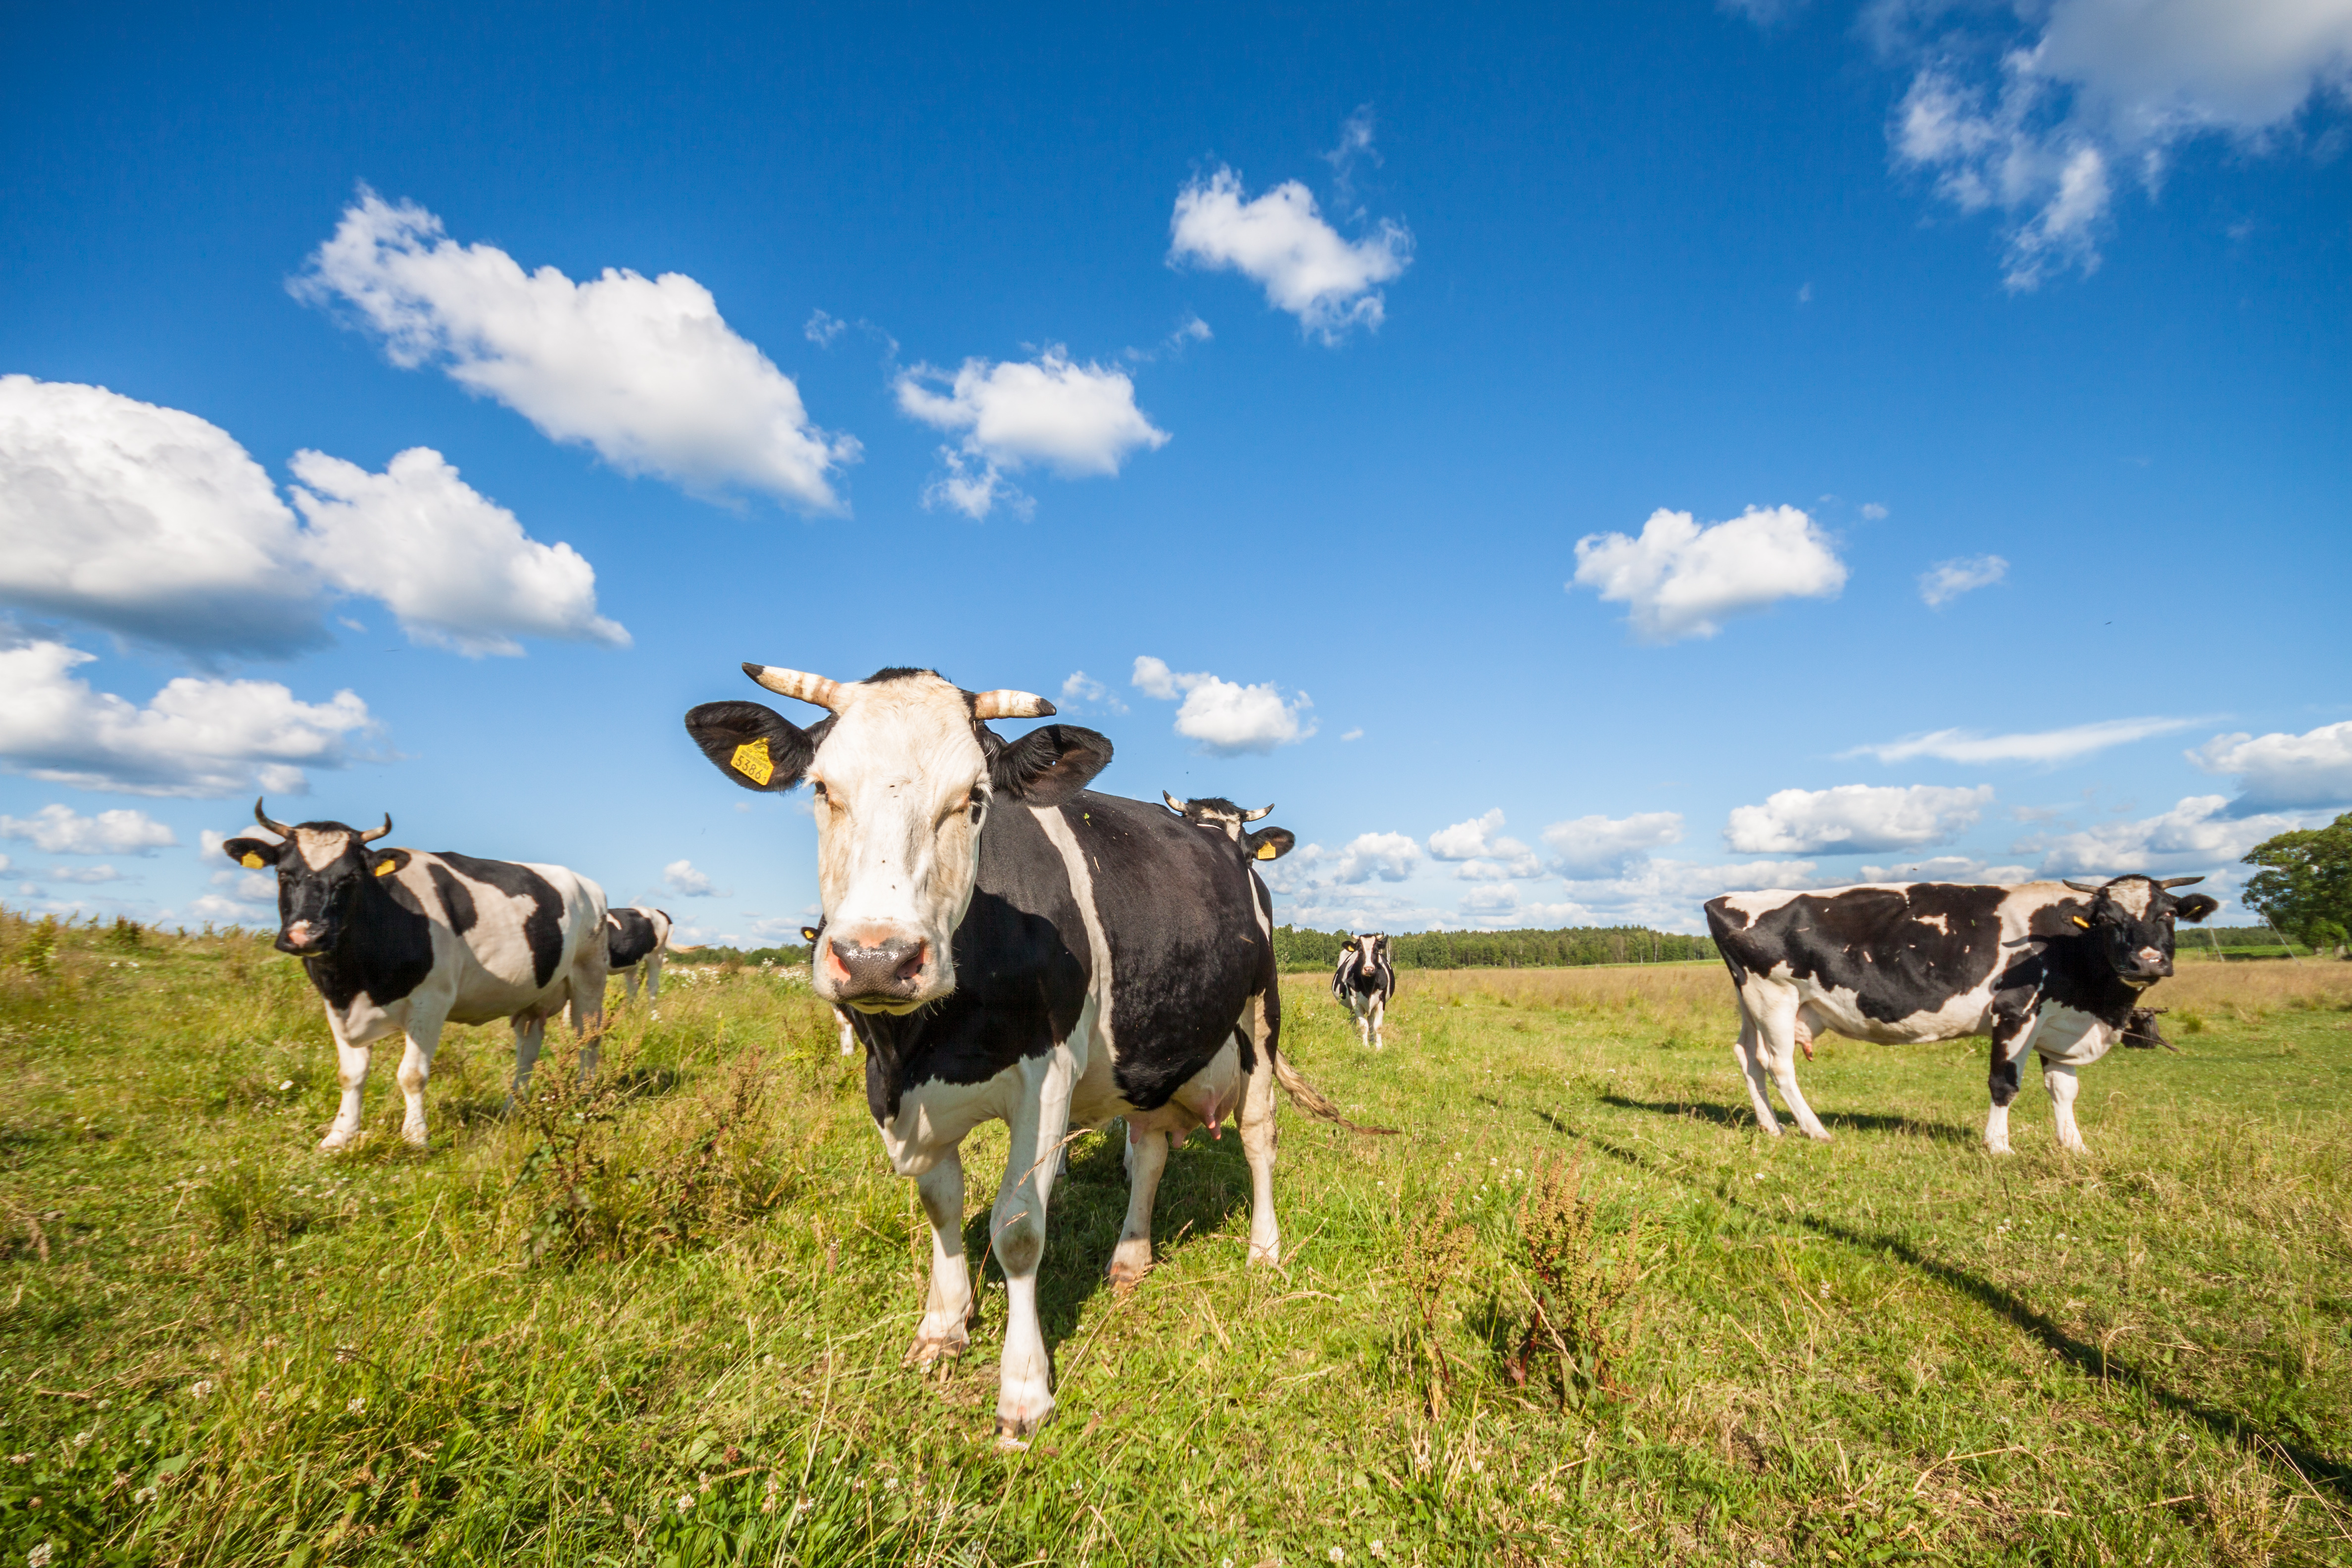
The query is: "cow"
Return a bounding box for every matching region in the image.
[1332,932,1397,1050]
[605,905,673,1005]
[1703,874,2219,1155]
[221,800,610,1152]
[1160,792,1296,865]
[683,664,1363,1441]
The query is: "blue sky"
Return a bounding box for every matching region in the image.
[2,0,2348,940]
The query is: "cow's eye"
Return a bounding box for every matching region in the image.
[809,780,829,800]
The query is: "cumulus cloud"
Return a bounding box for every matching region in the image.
[1261,832,1424,904]
[1856,854,2037,883]
[1540,812,1688,878]
[45,865,125,884]
[1168,167,1412,342]
[1725,784,1994,854]
[663,859,718,897]
[1058,671,1128,716]
[1846,715,2199,766]
[1919,553,2009,606]
[895,349,1169,519]
[1570,505,1847,643]
[2033,793,2313,875]
[0,803,178,855]
[0,376,325,655]
[2188,719,2352,813]
[0,639,373,797]
[289,447,627,657]
[1556,857,1832,932]
[1131,656,1316,754]
[1426,808,1542,878]
[295,191,858,508]
[1884,0,2352,290]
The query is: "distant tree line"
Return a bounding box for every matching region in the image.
[2240,812,2352,957]
[670,942,813,969]
[1273,925,1718,973]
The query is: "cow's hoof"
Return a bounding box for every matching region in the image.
[1247,1240,1281,1267]
[1106,1248,1151,1290]
[317,1128,358,1153]
[1985,1141,2013,1156]
[994,1404,1054,1443]
[904,1331,968,1368]
[400,1125,429,1149]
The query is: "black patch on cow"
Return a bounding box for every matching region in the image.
[865,665,933,684]
[433,852,565,988]
[1706,884,2029,1024]
[988,724,1114,804]
[297,871,436,1014]
[607,907,661,971]
[428,863,479,934]
[684,701,819,793]
[1333,938,1395,1003]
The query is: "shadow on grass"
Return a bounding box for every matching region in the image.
[1596,1091,1976,1145]
[1529,1104,2352,1504]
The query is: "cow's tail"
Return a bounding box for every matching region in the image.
[1271,1045,1398,1136]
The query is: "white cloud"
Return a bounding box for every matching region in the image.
[1886,0,2352,289]
[1856,855,2037,883]
[1540,812,1688,878]
[187,892,272,925]
[208,866,277,901]
[288,447,627,657]
[296,191,858,508]
[896,350,1168,520]
[2189,719,2352,812]
[804,310,846,347]
[1428,808,1509,860]
[1262,831,1422,894]
[663,859,718,897]
[1725,784,1994,854]
[1058,671,1128,716]
[1557,857,1832,932]
[1130,656,1316,755]
[2034,793,2314,875]
[1168,167,1412,342]
[0,376,325,655]
[0,803,178,855]
[1570,505,1847,643]
[1425,807,1543,879]
[0,640,373,797]
[1918,553,2009,606]
[45,865,124,884]
[1340,728,1364,742]
[1846,715,2199,766]
[1860,502,1890,520]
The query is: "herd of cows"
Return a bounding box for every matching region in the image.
[219,662,2221,1440]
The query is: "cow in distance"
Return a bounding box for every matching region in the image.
[221,801,610,1152]
[1332,932,1397,1050]
[605,905,673,1005]
[1703,874,2219,1154]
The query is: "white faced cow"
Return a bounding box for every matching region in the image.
[605,905,673,1005]
[1704,875,2219,1154]
[222,801,610,1151]
[1332,932,1397,1050]
[684,665,1360,1441]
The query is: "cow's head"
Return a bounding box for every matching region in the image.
[219,798,408,957]
[1349,931,1389,966]
[685,665,1112,1013]
[2060,874,2220,986]
[1161,791,1294,862]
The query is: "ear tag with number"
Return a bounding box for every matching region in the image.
[374,858,399,877]
[801,926,821,943]
[240,852,266,869]
[1256,842,1278,860]
[732,736,774,785]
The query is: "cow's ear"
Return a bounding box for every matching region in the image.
[991,725,1113,804]
[368,847,411,879]
[1246,827,1295,862]
[222,837,280,870]
[685,701,815,793]
[2173,893,2219,924]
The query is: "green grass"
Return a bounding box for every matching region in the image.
[4,913,2352,1565]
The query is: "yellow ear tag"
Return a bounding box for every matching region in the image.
[374,858,399,877]
[240,852,265,869]
[732,736,774,785]
[1256,842,1278,860]
[2071,915,2090,928]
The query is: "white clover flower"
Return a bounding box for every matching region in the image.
[675,1494,694,1514]
[30,1544,56,1568]
[1330,1550,1346,1563]
[187,1380,213,1399]
[134,1486,157,1504]
[346,1398,366,1414]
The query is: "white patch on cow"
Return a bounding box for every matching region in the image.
[2026,1003,2115,1070]
[1914,912,1950,933]
[1029,803,1117,1068]
[294,827,349,870]
[2108,879,2153,918]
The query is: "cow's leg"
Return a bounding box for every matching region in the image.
[505,1015,547,1115]
[569,971,607,1082]
[992,1050,1075,1441]
[2043,1060,2087,1155]
[620,967,641,1006]
[1732,1014,1782,1136]
[836,1008,857,1057]
[642,950,663,1005]
[1370,994,1386,1051]
[907,1150,975,1364]
[1108,1119,1170,1287]
[1239,994,1283,1266]
[393,1011,448,1148]
[1755,999,1829,1141]
[320,1011,371,1153]
[1985,1011,2035,1155]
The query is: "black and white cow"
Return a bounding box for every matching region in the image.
[1160,792,1296,865]
[1703,874,2219,1154]
[684,665,1358,1440]
[222,801,610,1151]
[1332,932,1397,1050]
[605,905,673,1004]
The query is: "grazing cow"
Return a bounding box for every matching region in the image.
[684,664,1362,1440]
[1704,874,2219,1154]
[605,905,673,1004]
[222,801,610,1151]
[1332,932,1397,1050]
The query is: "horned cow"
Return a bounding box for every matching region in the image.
[1332,932,1397,1050]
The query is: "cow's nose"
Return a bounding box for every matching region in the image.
[279,921,322,953]
[828,936,928,998]
[2135,946,2170,974]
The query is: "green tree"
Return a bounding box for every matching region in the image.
[2240,812,2352,956]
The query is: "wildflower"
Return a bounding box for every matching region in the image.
[1817,1283,1829,1299]
[187,1380,213,1399]
[346,1398,366,1415]
[72,1431,90,1449]
[30,1544,55,1568]
[1752,1172,1765,1181]
[7,1455,26,1465]
[134,1487,156,1504]
[1331,1551,1346,1564]
[1370,1545,1385,1560]
[278,1080,293,1092]
[675,1494,694,1514]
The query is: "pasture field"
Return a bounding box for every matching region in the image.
[4,914,2351,1567]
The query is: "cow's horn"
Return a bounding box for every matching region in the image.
[358,814,392,843]
[2156,875,2205,889]
[254,797,293,837]
[744,664,842,711]
[1162,790,1189,814]
[1242,803,1274,822]
[2062,879,2103,893]
[973,689,1056,720]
